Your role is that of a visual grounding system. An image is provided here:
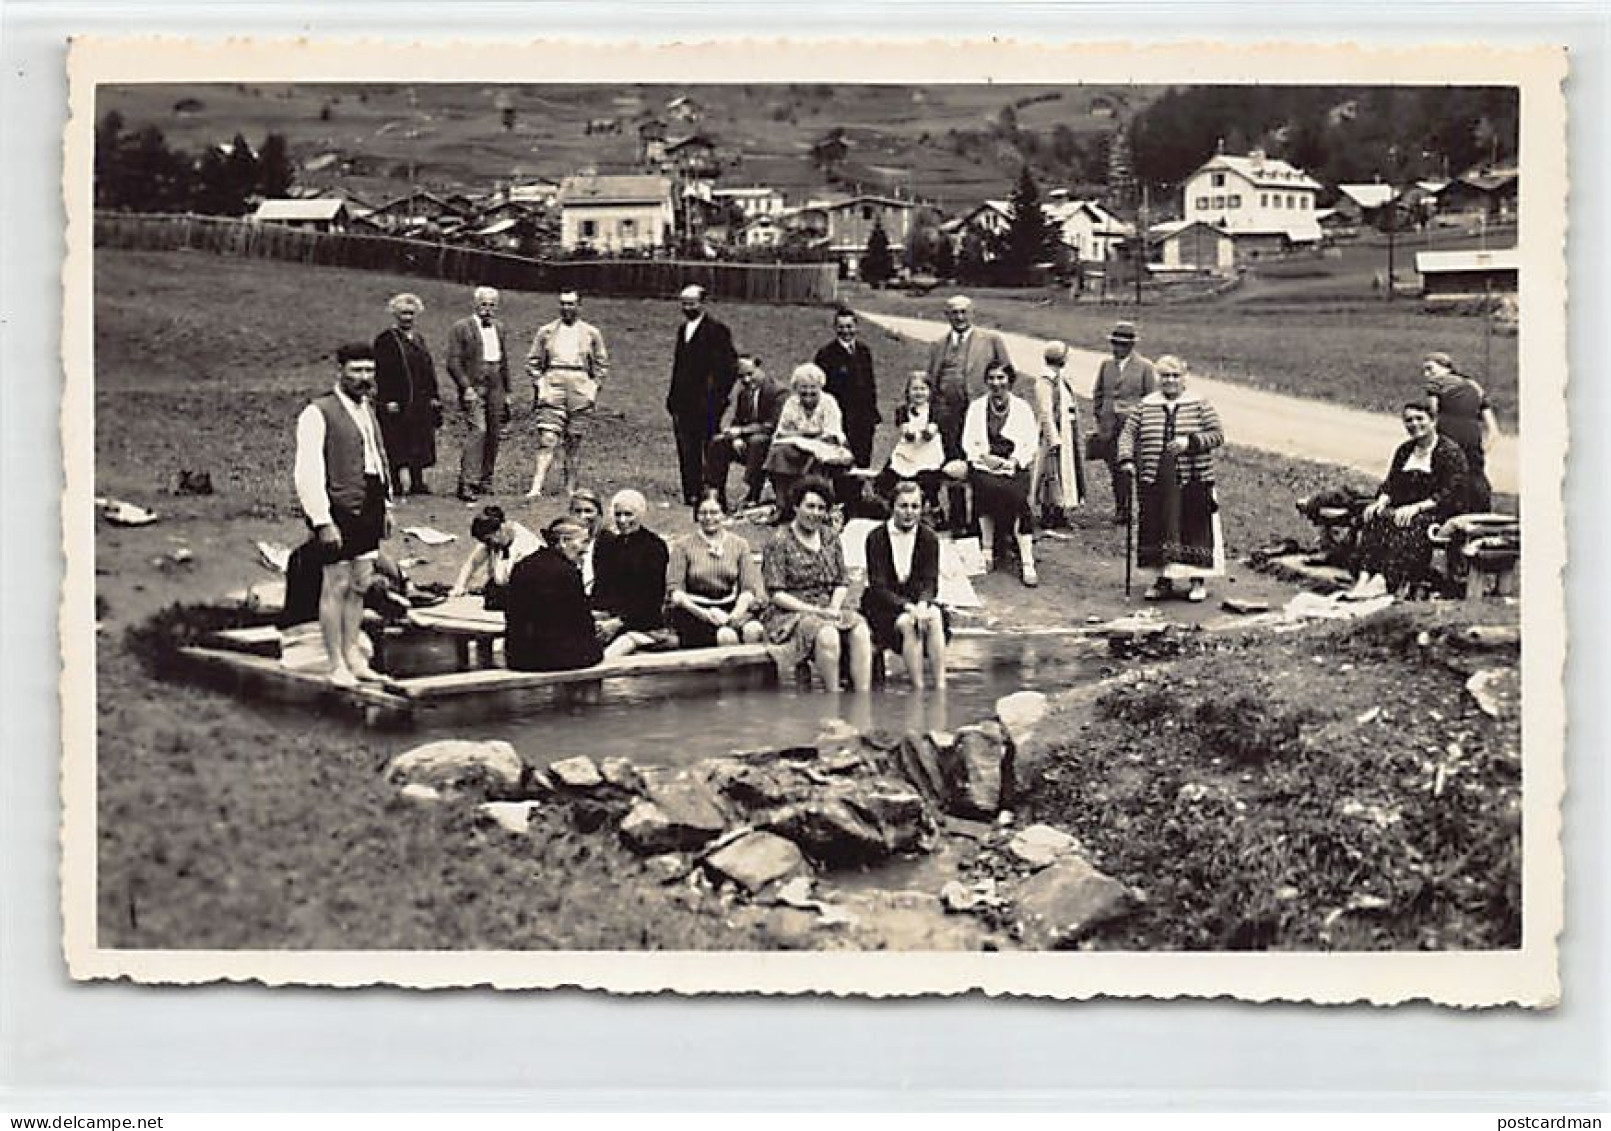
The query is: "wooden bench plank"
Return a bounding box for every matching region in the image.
[179,645,412,711]
[202,625,283,655]
[387,643,778,701]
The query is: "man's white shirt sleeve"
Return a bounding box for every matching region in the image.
[294,403,331,527]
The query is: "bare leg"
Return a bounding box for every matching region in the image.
[896,613,925,691]
[319,561,354,684]
[527,430,559,498]
[714,625,739,647]
[845,622,874,691]
[920,609,948,689]
[562,433,584,497]
[977,514,997,567]
[604,632,639,660]
[739,620,765,644]
[344,556,378,678]
[813,625,841,691]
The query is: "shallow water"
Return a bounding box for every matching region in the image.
[400,632,1108,771]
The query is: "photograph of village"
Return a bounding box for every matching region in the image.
[82,77,1532,964]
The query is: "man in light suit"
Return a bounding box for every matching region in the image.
[924,294,1013,532]
[1090,320,1158,524]
[666,284,739,506]
[525,290,610,498]
[444,286,511,501]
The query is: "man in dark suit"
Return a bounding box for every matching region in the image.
[1090,320,1158,524]
[666,284,739,506]
[813,307,881,469]
[444,286,511,501]
[704,354,788,511]
[924,294,1014,532]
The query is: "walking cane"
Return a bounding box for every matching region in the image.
[1124,479,1134,598]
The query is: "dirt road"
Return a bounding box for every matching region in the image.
[862,312,1519,496]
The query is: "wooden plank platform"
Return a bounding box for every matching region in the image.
[177,645,413,719]
[385,643,778,701]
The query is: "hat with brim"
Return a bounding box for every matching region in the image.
[1109,322,1138,344]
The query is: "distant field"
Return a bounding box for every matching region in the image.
[99,81,1136,210]
[855,283,1520,425]
[93,249,932,506]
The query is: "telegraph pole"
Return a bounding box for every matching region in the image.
[1134,182,1148,305]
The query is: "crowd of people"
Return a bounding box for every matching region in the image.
[290,285,1505,692]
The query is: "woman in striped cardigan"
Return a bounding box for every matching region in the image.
[1117,355,1226,603]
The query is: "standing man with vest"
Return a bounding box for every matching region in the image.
[1091,320,1158,524]
[525,289,610,499]
[814,307,881,469]
[924,294,1013,533]
[666,284,739,507]
[293,342,393,689]
[445,286,512,502]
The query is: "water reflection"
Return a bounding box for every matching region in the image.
[403,633,1103,770]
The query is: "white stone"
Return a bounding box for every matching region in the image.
[477,800,542,835]
[385,739,523,790]
[704,831,810,894]
[1007,823,1079,869]
[549,755,605,789]
[399,783,442,804]
[996,690,1049,747]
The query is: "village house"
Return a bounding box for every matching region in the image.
[367,190,466,233]
[736,213,786,248]
[1182,148,1323,256]
[1333,182,1398,228]
[1415,247,1518,301]
[663,134,721,181]
[637,119,669,166]
[507,178,561,206]
[1147,219,1236,273]
[665,94,704,124]
[711,186,787,220]
[251,198,350,233]
[1044,195,1132,264]
[794,193,915,278]
[1433,170,1519,223]
[557,173,674,253]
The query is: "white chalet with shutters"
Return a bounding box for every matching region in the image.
[1183,149,1323,244]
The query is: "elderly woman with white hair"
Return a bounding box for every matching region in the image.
[1117,354,1226,603]
[591,488,673,658]
[372,292,443,496]
[761,361,855,518]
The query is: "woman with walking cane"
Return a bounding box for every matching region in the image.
[1117,355,1226,603]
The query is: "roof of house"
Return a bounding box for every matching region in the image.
[1045,199,1131,232]
[712,186,782,199]
[1444,171,1519,194]
[1194,152,1322,192]
[1415,248,1520,274]
[253,199,347,222]
[558,174,673,207]
[665,134,717,153]
[1337,183,1397,209]
[1229,218,1325,243]
[1149,218,1228,240]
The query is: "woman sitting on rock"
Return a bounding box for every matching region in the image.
[592,488,673,659]
[1347,400,1469,599]
[666,488,767,648]
[448,505,542,610]
[761,475,873,691]
[861,480,949,690]
[504,515,604,673]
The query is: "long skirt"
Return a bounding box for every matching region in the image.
[668,594,760,649]
[1137,471,1223,578]
[970,467,1032,530]
[1355,512,1438,591]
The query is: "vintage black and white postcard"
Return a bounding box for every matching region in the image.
[60,37,1567,1003]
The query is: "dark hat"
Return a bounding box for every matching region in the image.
[335,341,375,364]
[1108,322,1139,344]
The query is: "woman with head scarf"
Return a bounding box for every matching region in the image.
[1117,354,1226,603]
[962,364,1043,587]
[448,505,542,609]
[667,488,767,648]
[372,292,443,496]
[592,488,673,659]
[503,515,604,672]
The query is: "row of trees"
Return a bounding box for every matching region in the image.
[94,112,296,216]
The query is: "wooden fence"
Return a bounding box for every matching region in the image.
[94,213,841,306]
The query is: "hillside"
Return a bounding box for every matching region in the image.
[98,82,1147,211]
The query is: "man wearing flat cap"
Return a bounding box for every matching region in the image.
[1091,320,1157,524]
[666,284,739,507]
[925,295,1013,531]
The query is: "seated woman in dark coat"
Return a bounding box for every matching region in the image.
[503,515,604,673]
[591,488,673,659]
[1347,400,1470,600]
[860,480,949,690]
